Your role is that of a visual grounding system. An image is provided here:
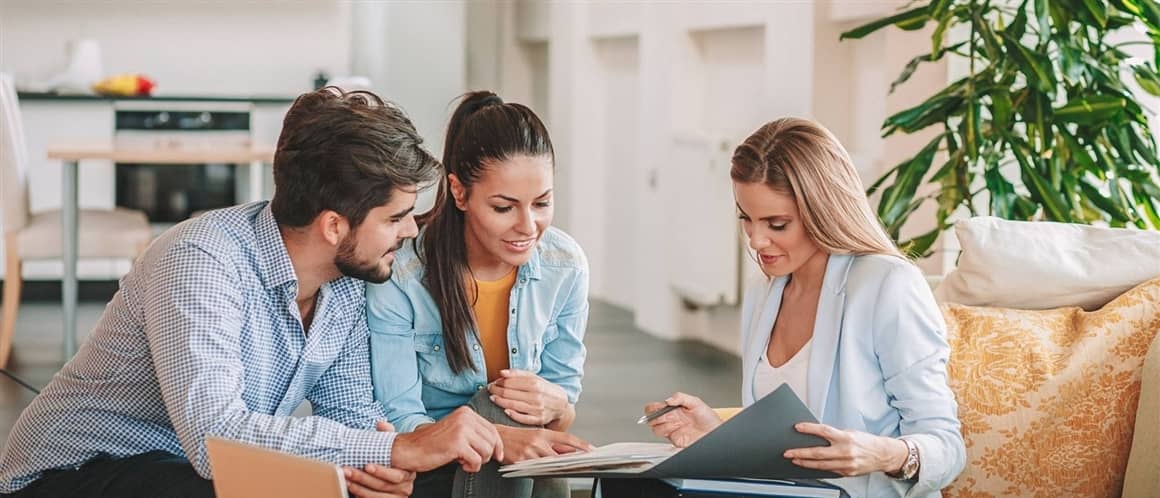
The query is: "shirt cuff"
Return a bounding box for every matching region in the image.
[339,427,397,469]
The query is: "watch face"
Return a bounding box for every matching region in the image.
[903,455,919,478]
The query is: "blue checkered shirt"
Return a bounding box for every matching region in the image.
[0,202,396,493]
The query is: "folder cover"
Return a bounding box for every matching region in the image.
[500,384,839,480]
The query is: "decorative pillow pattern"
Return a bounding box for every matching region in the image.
[941,278,1160,498]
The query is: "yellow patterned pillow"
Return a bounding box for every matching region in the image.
[941,277,1160,498]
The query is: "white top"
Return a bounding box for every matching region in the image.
[752,338,811,403]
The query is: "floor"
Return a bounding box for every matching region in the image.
[0,295,741,449]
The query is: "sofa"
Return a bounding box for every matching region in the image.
[931,217,1160,498]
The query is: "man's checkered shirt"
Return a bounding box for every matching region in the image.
[0,202,396,493]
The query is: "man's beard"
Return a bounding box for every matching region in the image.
[334,234,396,284]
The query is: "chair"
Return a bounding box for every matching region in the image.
[0,73,152,368]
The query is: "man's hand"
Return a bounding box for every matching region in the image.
[488,369,571,426]
[391,407,504,473]
[344,464,415,498]
[495,425,593,465]
[344,421,414,498]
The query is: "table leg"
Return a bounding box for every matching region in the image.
[61,159,78,361]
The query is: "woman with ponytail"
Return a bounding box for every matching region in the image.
[367,91,590,498]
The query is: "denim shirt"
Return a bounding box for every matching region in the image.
[366,226,590,433]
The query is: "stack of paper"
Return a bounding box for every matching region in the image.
[500,442,680,477]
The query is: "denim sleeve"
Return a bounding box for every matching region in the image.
[143,242,395,478]
[307,303,391,430]
[367,279,436,433]
[537,265,590,405]
[872,264,967,497]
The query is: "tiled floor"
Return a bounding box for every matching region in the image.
[0,297,741,448]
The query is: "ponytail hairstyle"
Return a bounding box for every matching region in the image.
[418,91,554,374]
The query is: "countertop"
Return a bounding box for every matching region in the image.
[16,91,296,105]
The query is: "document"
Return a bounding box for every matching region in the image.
[499,384,838,480]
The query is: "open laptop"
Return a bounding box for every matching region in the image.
[205,436,348,498]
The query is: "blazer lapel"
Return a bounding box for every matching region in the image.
[744,276,787,405]
[806,254,854,420]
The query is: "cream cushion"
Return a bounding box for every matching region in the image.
[16,208,152,259]
[935,217,1160,310]
[1123,331,1160,498]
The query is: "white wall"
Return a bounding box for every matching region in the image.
[0,0,351,96]
[478,1,954,347]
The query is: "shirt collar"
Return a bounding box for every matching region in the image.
[255,203,298,290]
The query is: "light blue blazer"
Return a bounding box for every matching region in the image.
[740,254,965,498]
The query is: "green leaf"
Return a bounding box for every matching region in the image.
[883,93,965,136]
[877,135,942,229]
[1001,31,1057,94]
[1132,65,1160,96]
[1080,0,1109,28]
[1035,0,1053,39]
[891,42,965,94]
[841,6,931,40]
[1060,130,1097,169]
[899,228,941,259]
[1054,95,1127,123]
[1009,0,1030,40]
[1128,124,1160,165]
[985,167,1018,218]
[1079,180,1132,222]
[1015,152,1072,221]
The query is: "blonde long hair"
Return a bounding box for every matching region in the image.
[731,117,903,259]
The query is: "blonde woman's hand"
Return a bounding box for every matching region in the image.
[488,369,571,426]
[783,423,910,477]
[643,392,723,448]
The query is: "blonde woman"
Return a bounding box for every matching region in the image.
[644,118,965,498]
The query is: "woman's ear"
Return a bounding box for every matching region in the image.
[448,174,467,211]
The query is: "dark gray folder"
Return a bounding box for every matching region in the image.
[522,384,839,479]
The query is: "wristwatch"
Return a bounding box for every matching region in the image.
[886,438,920,480]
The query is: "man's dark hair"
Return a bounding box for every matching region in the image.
[271,87,441,227]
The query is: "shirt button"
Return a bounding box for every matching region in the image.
[433,345,441,352]
[472,344,480,351]
[511,347,518,354]
[510,308,516,315]
[476,384,485,391]
[520,277,527,284]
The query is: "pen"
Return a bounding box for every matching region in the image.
[636,404,679,424]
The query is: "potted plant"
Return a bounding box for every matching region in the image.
[842,0,1160,257]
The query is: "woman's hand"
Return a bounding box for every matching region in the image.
[495,425,593,465]
[643,392,723,448]
[488,369,571,427]
[783,423,910,477]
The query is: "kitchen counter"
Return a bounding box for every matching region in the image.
[17,91,296,104]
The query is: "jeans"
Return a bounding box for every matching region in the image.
[410,389,571,498]
[3,450,214,498]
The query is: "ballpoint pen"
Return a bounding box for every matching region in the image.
[636,404,679,424]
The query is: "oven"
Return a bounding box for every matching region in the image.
[113,103,253,223]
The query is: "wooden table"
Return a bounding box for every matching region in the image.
[47,144,275,360]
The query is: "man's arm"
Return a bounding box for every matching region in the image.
[143,242,395,479]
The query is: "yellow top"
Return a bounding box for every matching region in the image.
[471,269,518,382]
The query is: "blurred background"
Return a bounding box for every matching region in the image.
[1,0,1158,446]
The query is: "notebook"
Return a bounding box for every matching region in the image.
[661,478,842,497]
[205,436,349,498]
